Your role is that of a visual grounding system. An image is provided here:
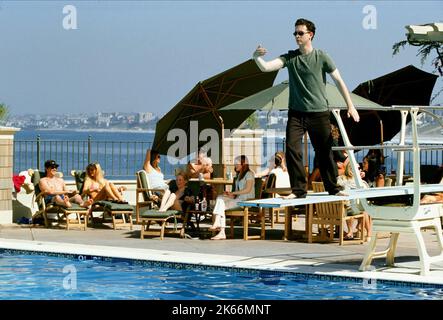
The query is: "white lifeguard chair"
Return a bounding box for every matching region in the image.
[331,106,443,276]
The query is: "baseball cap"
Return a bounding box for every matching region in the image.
[44,160,59,169]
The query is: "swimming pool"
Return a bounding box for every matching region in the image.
[1,250,442,300]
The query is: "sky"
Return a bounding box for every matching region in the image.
[0,0,442,116]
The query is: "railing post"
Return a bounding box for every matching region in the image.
[88,135,92,165]
[36,135,41,170]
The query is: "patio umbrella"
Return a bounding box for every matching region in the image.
[152,59,278,171]
[346,65,438,146]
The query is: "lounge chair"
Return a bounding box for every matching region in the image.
[135,170,187,239]
[71,170,134,230]
[30,170,89,230]
[224,177,266,240]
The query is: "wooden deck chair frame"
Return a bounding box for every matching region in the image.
[136,170,187,240]
[31,170,88,230]
[261,173,290,228]
[224,177,266,240]
[71,170,134,230]
[311,181,366,245]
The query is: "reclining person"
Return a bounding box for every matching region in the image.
[82,162,127,204]
[39,160,91,208]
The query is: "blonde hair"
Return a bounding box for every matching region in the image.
[175,169,189,181]
[331,124,340,140]
[84,163,107,192]
[343,162,355,179]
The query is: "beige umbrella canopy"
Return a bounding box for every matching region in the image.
[221,80,383,111]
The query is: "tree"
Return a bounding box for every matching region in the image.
[0,103,8,125]
[243,112,259,129]
[393,40,443,103]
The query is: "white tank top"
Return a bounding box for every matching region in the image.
[147,168,168,190]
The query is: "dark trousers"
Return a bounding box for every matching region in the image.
[285,110,339,196]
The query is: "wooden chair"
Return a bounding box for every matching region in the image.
[31,170,89,230]
[224,177,266,240]
[71,170,134,230]
[260,173,291,228]
[310,181,366,245]
[135,170,187,239]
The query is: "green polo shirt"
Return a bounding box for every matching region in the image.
[280,48,336,112]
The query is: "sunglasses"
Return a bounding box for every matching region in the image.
[293,31,310,37]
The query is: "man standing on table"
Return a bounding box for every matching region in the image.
[253,18,360,198]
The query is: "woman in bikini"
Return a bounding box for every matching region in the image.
[82,162,127,203]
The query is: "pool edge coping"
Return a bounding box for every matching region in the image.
[2,237,443,287]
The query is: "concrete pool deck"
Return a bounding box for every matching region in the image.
[1,218,443,286]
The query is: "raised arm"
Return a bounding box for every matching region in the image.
[143,149,152,173]
[329,69,360,122]
[252,45,284,72]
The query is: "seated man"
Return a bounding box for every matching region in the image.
[39,160,91,208]
[187,151,213,179]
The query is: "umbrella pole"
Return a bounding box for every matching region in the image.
[304,132,309,175]
[380,120,385,164]
[220,115,226,179]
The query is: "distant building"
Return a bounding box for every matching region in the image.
[138,112,154,123]
[66,114,89,125]
[96,112,112,127]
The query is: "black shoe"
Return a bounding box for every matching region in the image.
[328,185,345,195]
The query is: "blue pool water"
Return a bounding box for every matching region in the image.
[1,252,442,300]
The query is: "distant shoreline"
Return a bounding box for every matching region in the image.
[32,128,155,134]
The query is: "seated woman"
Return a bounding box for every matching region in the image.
[187,151,213,179]
[143,149,169,203]
[158,171,195,212]
[337,162,372,241]
[270,151,290,189]
[209,155,255,240]
[362,150,385,188]
[82,162,127,203]
[257,151,290,197]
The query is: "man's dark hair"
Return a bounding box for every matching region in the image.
[295,18,316,40]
